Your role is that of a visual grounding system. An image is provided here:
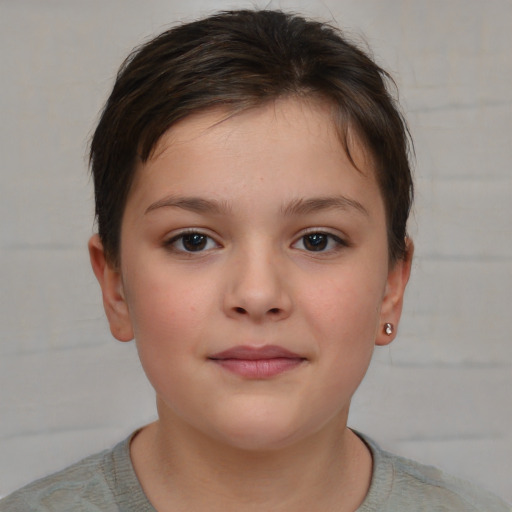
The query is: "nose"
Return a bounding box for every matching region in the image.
[223,244,292,322]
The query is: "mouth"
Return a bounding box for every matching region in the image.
[208,345,306,379]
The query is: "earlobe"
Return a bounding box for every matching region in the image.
[375,238,414,346]
[88,234,134,342]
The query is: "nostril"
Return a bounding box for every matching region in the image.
[234,307,247,314]
[268,308,281,315]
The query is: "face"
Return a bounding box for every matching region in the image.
[90,98,411,451]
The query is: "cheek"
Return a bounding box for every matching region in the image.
[304,271,385,342]
[123,267,215,367]
[126,280,207,407]
[300,268,386,392]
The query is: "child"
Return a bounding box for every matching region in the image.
[1,9,509,512]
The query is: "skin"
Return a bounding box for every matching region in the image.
[89,98,412,511]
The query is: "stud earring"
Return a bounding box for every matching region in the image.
[384,323,393,336]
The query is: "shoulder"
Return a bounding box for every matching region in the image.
[357,432,511,512]
[384,451,509,511]
[0,436,143,512]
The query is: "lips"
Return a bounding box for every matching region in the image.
[209,345,306,378]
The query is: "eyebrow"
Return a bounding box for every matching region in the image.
[280,196,369,217]
[145,196,232,215]
[145,194,368,217]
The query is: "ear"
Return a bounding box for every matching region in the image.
[88,234,134,342]
[375,238,414,346]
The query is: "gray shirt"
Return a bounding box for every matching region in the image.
[1,432,509,511]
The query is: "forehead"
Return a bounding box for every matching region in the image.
[127,98,378,213]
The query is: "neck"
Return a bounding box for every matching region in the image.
[130,409,372,512]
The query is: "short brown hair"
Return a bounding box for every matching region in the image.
[90,9,413,265]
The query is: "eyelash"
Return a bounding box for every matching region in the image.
[164,230,219,253]
[292,231,348,253]
[164,229,348,255]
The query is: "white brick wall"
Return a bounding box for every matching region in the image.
[1,0,511,503]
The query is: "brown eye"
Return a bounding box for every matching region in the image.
[182,233,208,251]
[303,233,328,251]
[292,232,346,253]
[167,232,218,253]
